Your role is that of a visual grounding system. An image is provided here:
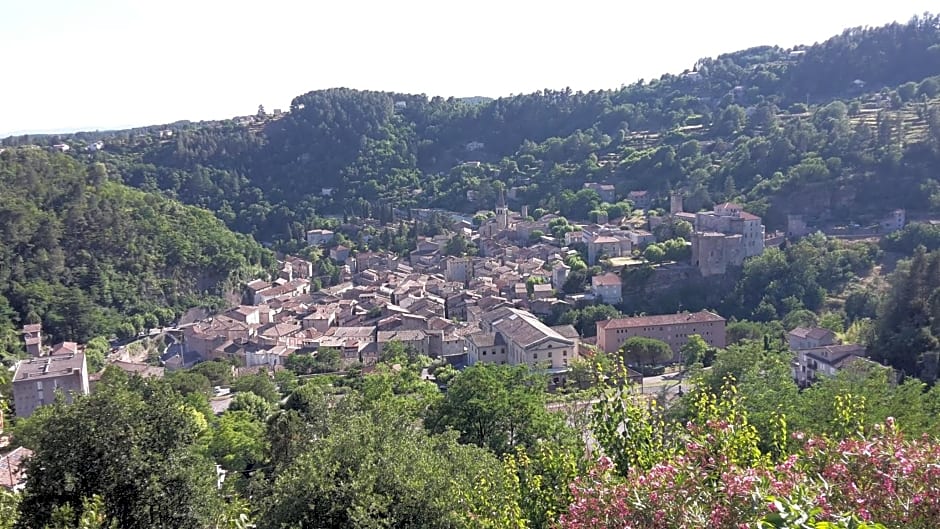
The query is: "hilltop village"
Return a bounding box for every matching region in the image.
[4,184,904,435]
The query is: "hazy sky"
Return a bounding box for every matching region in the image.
[1,1,935,136]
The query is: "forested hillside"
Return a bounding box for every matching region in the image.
[0,148,272,356]
[10,15,939,244]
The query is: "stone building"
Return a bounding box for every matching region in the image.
[584,182,617,203]
[22,324,42,357]
[585,233,633,265]
[690,203,765,276]
[444,256,472,283]
[467,307,580,384]
[591,272,623,305]
[551,261,570,290]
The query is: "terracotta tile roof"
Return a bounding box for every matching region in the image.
[377,330,427,342]
[789,327,835,341]
[599,310,724,330]
[488,307,575,348]
[467,332,504,348]
[804,344,867,366]
[110,361,165,378]
[0,447,33,490]
[592,273,622,287]
[50,342,79,356]
[551,324,580,339]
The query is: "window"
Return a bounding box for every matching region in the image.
[482,350,486,356]
[563,350,567,356]
[533,353,538,360]
[548,351,553,358]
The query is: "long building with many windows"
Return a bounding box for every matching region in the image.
[596,310,726,359]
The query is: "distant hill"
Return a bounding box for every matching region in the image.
[457,96,495,105]
[4,13,940,243]
[0,148,272,356]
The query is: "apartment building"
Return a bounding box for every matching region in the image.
[13,352,90,417]
[596,311,726,358]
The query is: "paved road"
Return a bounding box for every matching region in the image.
[545,371,692,413]
[641,372,688,395]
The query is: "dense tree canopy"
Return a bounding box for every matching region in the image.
[13,377,219,529]
[619,336,673,366]
[260,405,520,529]
[873,247,940,380]
[426,364,576,456]
[0,148,271,353]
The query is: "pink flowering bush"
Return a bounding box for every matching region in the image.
[798,418,940,528]
[561,417,940,528]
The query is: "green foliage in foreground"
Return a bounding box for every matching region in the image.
[260,404,520,529]
[570,379,939,528]
[8,341,940,528]
[13,376,219,529]
[426,364,578,456]
[873,247,940,380]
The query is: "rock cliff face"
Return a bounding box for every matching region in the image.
[620,264,736,314]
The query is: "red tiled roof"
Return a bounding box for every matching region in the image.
[592,273,622,286]
[788,327,834,340]
[599,310,724,330]
[0,447,33,489]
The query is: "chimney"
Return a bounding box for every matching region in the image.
[521,205,529,219]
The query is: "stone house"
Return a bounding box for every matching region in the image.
[306,229,335,246]
[591,272,623,305]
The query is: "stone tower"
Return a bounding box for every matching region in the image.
[670,191,684,215]
[23,323,43,357]
[496,187,509,230]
